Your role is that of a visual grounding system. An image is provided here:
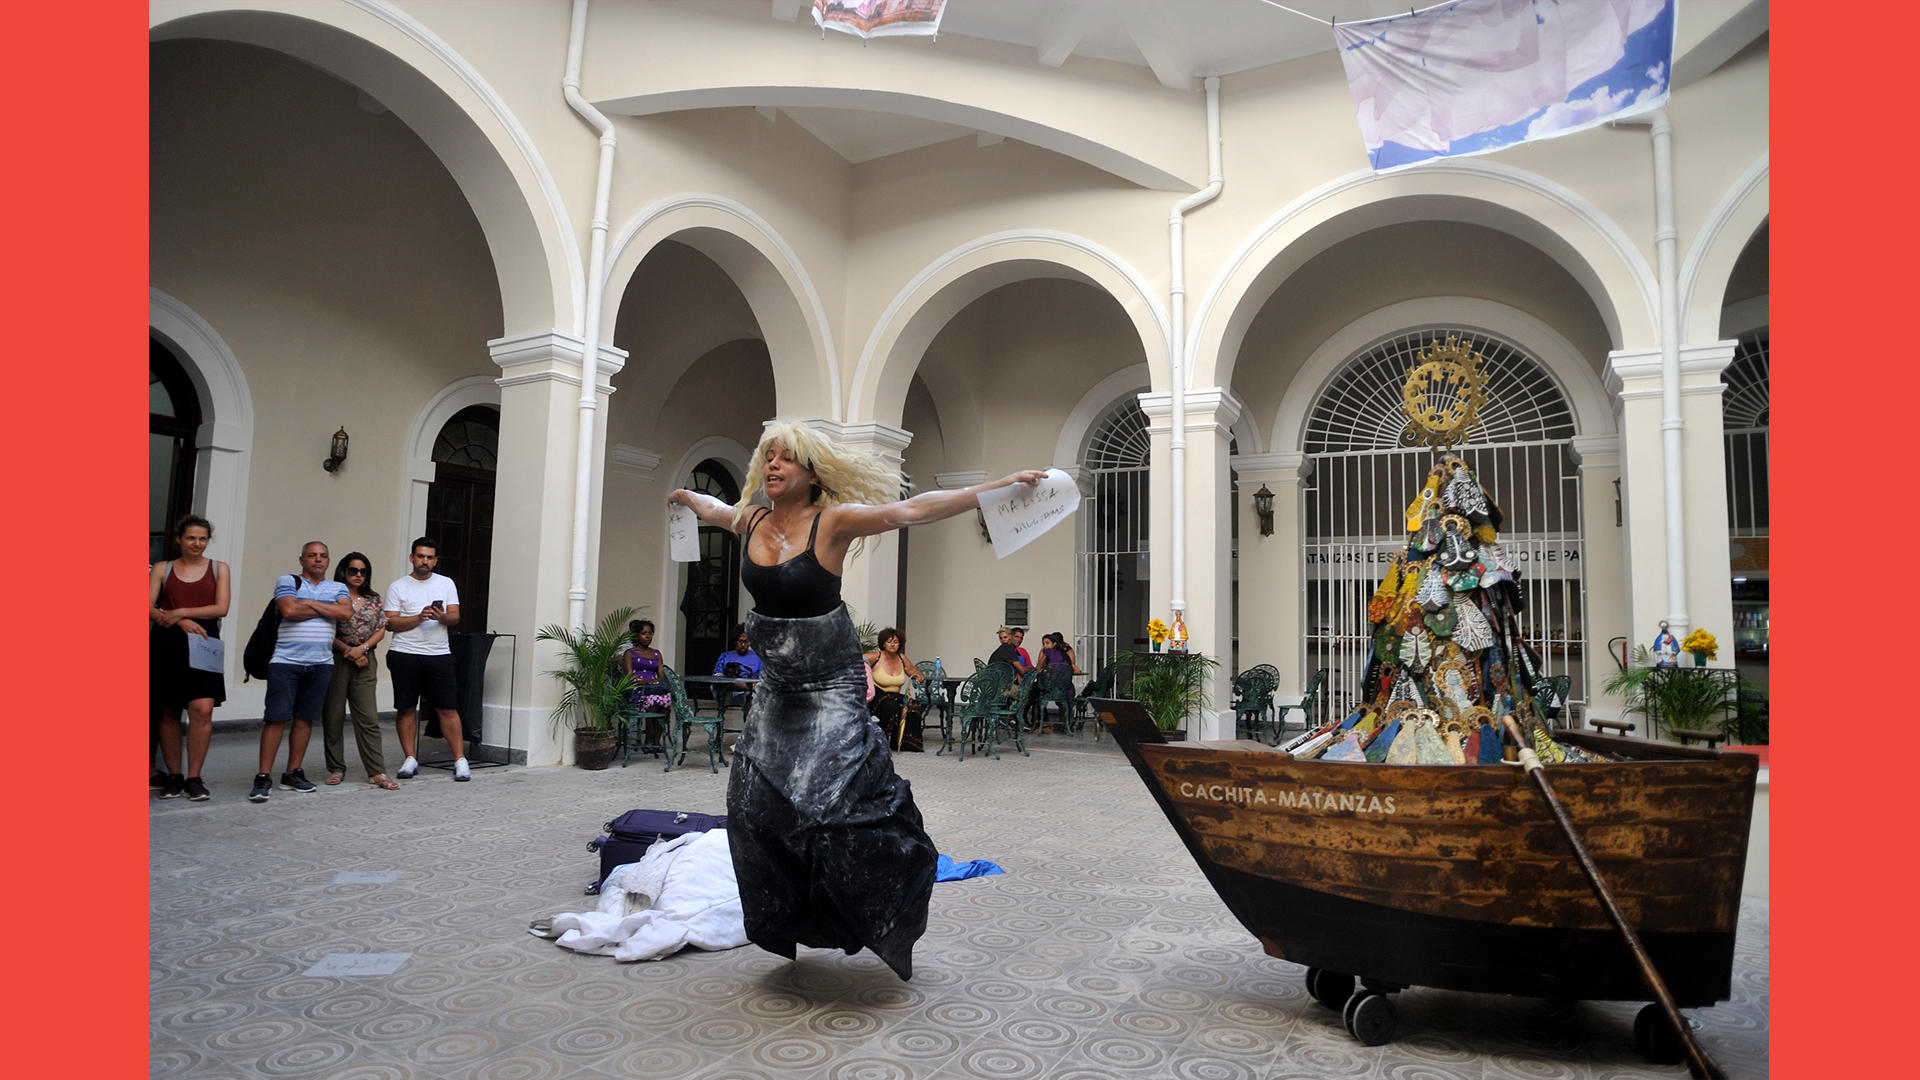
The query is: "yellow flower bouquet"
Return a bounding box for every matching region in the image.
[1147,619,1170,648]
[1680,629,1718,661]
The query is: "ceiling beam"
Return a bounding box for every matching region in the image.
[1120,3,1193,91]
[1036,1,1100,69]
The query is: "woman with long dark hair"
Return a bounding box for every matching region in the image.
[669,421,1045,979]
[863,627,927,752]
[148,514,229,801]
[322,552,397,790]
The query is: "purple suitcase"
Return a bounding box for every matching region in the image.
[585,809,727,892]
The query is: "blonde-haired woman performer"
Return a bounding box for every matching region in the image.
[670,421,1045,980]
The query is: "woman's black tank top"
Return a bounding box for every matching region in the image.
[740,508,843,618]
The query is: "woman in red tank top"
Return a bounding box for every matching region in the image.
[148,515,230,802]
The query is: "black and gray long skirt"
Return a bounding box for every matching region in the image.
[728,605,937,980]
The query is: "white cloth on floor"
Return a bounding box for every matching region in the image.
[539,827,747,962]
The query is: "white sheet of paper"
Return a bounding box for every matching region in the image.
[187,633,225,673]
[667,504,702,562]
[977,468,1081,559]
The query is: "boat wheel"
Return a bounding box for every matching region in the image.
[1342,991,1397,1046]
[1632,1003,1688,1065]
[1305,967,1354,1010]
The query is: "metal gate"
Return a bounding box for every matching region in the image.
[1300,330,1588,723]
[1076,400,1151,677]
[1722,330,1769,538]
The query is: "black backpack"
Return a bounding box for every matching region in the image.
[242,574,293,682]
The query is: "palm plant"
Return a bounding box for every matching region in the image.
[1120,649,1220,732]
[1603,645,1761,742]
[536,605,642,733]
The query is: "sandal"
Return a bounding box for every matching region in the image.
[368,774,400,790]
[324,771,346,786]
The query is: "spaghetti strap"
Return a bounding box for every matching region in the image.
[743,506,771,543]
[804,510,823,552]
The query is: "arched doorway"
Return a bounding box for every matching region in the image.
[679,460,743,679]
[150,337,201,564]
[1301,329,1586,720]
[1723,330,1769,685]
[426,404,498,633]
[1076,399,1152,674]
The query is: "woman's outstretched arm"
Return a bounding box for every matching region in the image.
[828,470,1049,541]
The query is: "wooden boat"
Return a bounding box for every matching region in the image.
[1092,697,1759,1054]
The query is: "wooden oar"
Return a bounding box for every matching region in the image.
[1500,716,1727,1080]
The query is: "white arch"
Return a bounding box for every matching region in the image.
[849,231,1171,428]
[654,436,754,668]
[151,0,581,335]
[604,194,839,422]
[149,287,255,635]
[1054,364,1153,469]
[400,376,502,575]
[1189,161,1660,392]
[1678,154,1768,344]
[1270,298,1616,453]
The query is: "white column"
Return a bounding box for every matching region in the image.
[1605,342,1736,668]
[1569,434,1624,723]
[489,330,625,766]
[1141,387,1242,739]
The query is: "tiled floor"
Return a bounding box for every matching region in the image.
[151,724,1768,1079]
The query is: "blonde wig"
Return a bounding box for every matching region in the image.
[733,422,906,533]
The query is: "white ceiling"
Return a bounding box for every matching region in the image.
[752,0,1766,174]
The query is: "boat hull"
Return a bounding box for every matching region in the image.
[1093,698,1758,1005]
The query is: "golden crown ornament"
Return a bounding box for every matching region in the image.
[1401,336,1492,450]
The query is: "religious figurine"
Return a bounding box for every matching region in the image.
[1650,620,1680,669]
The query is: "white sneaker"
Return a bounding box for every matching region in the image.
[396,756,418,779]
[453,758,471,782]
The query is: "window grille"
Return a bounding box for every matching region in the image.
[1722,330,1769,537]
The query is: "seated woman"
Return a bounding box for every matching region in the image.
[1036,632,1083,732]
[626,619,673,750]
[864,627,927,752]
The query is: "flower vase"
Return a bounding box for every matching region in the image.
[1691,651,1708,667]
[1151,641,1162,653]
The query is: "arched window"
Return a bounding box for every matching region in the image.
[1722,330,1768,537]
[1302,328,1587,719]
[150,337,201,564]
[426,404,499,632]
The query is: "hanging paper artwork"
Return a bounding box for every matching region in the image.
[813,0,948,41]
[1333,0,1675,172]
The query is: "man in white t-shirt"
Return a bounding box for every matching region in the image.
[383,537,471,781]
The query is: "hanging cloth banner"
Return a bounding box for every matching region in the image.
[1333,0,1674,173]
[813,0,949,41]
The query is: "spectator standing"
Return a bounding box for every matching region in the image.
[253,541,350,802]
[149,515,229,802]
[322,552,397,790]
[384,537,471,781]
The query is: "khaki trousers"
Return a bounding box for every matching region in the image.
[323,655,387,778]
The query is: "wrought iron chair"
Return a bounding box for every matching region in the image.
[912,658,949,751]
[614,690,668,768]
[1026,664,1076,733]
[659,665,724,774]
[1230,668,1280,743]
[950,663,1026,761]
[1531,673,1572,729]
[1069,662,1116,737]
[1271,667,1328,741]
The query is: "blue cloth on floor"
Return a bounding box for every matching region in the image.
[935,854,1004,881]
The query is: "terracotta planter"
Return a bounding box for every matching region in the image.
[574,726,618,770]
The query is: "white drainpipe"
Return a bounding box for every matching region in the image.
[1617,108,1688,636]
[1168,75,1222,622]
[563,0,617,631]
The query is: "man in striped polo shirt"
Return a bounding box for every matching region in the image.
[253,541,351,803]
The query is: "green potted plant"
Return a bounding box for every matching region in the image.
[536,605,642,770]
[1120,649,1219,740]
[1603,645,1761,743]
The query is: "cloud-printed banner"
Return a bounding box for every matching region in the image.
[1334,0,1674,172]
